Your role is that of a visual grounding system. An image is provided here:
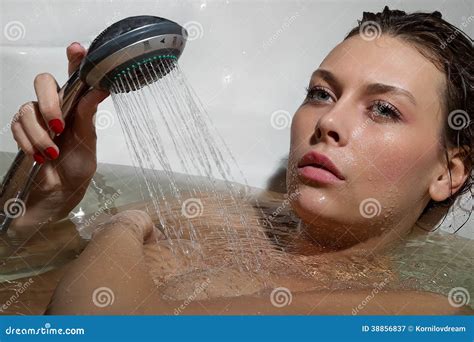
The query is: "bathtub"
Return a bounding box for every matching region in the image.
[0,1,473,316]
[0,0,472,239]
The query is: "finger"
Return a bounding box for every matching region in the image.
[66,42,86,77]
[18,102,59,161]
[11,120,35,155]
[73,89,109,142]
[34,73,64,135]
[11,122,46,164]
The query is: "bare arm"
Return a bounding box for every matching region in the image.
[46,210,473,315]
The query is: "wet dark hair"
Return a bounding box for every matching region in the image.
[345,6,473,231]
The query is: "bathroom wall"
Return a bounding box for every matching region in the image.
[1,0,473,237]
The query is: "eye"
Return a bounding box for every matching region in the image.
[369,100,402,121]
[305,86,335,103]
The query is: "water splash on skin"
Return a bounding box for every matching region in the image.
[109,59,271,272]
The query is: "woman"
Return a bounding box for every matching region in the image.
[7,7,473,314]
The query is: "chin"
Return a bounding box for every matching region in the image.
[289,183,336,223]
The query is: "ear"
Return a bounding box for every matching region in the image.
[429,147,470,202]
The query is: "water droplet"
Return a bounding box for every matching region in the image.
[108,61,265,272]
[72,207,85,218]
[222,69,233,85]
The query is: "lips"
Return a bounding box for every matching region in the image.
[297,150,345,181]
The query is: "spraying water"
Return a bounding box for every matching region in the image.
[0,15,280,274]
[110,58,269,272]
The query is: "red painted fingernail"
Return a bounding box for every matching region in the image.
[48,119,64,135]
[44,147,59,160]
[33,152,45,164]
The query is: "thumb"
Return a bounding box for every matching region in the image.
[73,89,110,142]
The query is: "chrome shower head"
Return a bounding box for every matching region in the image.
[80,15,187,92]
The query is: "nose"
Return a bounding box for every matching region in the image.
[315,120,340,144]
[313,102,350,146]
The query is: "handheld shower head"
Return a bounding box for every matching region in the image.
[0,15,188,233]
[79,15,187,92]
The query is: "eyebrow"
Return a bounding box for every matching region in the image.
[311,69,417,106]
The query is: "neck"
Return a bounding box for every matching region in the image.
[293,217,417,257]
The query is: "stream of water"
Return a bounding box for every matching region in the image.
[109,58,267,272]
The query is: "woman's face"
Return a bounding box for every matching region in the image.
[287,34,447,248]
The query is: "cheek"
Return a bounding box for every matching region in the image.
[358,130,438,197]
[371,147,408,183]
[288,111,315,186]
[290,108,315,144]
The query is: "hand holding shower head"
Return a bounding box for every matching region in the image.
[0,15,188,233]
[80,15,187,92]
